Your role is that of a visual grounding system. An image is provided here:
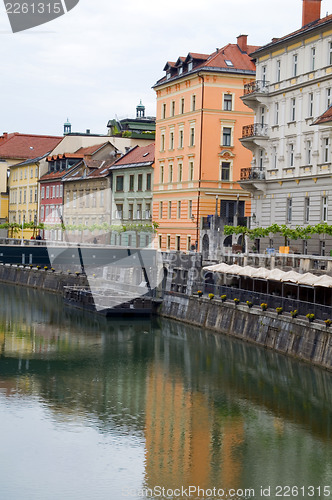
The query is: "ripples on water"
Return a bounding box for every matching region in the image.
[0,284,331,499]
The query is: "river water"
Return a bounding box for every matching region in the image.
[0,284,331,500]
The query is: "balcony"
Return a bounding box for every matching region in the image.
[202,215,248,230]
[241,80,270,111]
[240,123,269,153]
[243,80,270,95]
[240,168,265,181]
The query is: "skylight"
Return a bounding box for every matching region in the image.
[225,60,233,66]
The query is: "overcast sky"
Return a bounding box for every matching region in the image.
[0,0,330,136]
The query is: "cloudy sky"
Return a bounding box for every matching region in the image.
[0,0,330,136]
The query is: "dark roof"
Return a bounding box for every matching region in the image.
[111,143,155,168]
[250,13,332,57]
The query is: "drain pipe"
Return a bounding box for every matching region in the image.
[196,73,205,251]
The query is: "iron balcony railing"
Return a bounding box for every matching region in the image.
[202,216,248,229]
[240,168,266,181]
[242,123,269,138]
[243,80,270,95]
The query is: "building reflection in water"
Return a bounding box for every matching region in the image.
[0,284,331,497]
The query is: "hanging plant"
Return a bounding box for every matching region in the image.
[208,293,215,300]
[220,294,227,302]
[197,290,203,297]
[234,298,240,305]
[276,307,283,315]
[246,300,253,308]
[261,303,268,311]
[324,319,332,327]
[291,309,298,318]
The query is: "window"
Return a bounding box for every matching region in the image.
[169,131,174,150]
[260,107,265,126]
[129,175,134,191]
[24,169,27,179]
[137,174,143,191]
[274,102,279,125]
[291,98,296,121]
[222,127,232,147]
[322,196,328,222]
[41,206,44,221]
[327,88,331,108]
[258,149,264,169]
[167,235,171,250]
[159,201,163,219]
[180,98,185,114]
[158,234,162,249]
[324,138,330,163]
[311,47,316,71]
[29,189,32,203]
[189,161,194,181]
[145,203,151,219]
[115,204,123,219]
[34,188,37,202]
[52,186,56,198]
[35,167,38,178]
[221,162,230,181]
[160,165,164,183]
[116,175,124,192]
[171,101,175,117]
[176,235,181,251]
[41,186,45,199]
[292,54,298,77]
[189,126,195,146]
[162,103,166,119]
[329,42,332,65]
[290,144,294,167]
[188,61,193,72]
[23,190,26,203]
[169,164,173,182]
[128,203,134,220]
[179,129,184,148]
[308,93,314,117]
[191,94,196,111]
[46,186,49,199]
[160,133,165,151]
[30,168,33,179]
[276,60,281,82]
[188,200,193,219]
[262,65,267,84]
[136,203,142,219]
[287,198,292,223]
[307,140,312,164]
[59,185,63,198]
[305,197,310,223]
[73,191,77,208]
[178,164,183,182]
[56,185,59,198]
[177,201,181,218]
[168,201,172,218]
[223,94,232,111]
[100,190,104,207]
[273,146,277,169]
[146,173,151,190]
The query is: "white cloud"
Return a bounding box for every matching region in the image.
[0,0,330,135]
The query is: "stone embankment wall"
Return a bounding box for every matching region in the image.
[0,264,87,293]
[160,293,332,371]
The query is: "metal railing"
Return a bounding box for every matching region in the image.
[243,80,270,95]
[242,123,269,138]
[240,168,266,181]
[193,282,332,321]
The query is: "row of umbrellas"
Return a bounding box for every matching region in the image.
[203,263,332,288]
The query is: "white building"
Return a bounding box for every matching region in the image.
[240,0,332,255]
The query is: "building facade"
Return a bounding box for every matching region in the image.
[109,143,155,247]
[240,0,332,254]
[152,36,258,252]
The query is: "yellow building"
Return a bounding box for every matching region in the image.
[0,133,62,238]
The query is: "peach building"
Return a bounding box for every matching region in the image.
[153,35,259,251]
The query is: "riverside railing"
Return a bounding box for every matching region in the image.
[192,282,332,321]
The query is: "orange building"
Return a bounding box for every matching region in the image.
[153,35,258,251]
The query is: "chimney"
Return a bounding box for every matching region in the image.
[237,34,248,53]
[302,0,321,26]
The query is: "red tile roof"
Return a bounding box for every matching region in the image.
[0,133,62,160]
[156,39,259,86]
[312,106,332,125]
[112,143,155,166]
[47,142,110,161]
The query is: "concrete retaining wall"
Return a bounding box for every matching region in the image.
[0,265,88,293]
[160,293,332,371]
